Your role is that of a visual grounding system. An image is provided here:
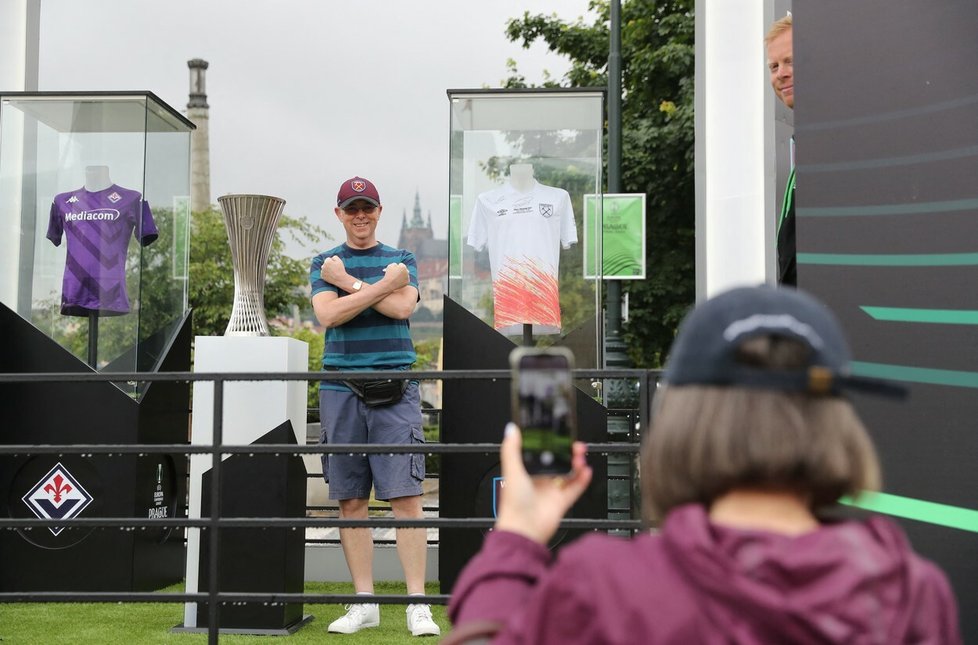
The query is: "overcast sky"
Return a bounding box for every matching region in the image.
[37,0,594,258]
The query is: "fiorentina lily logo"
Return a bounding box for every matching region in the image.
[22,463,94,536]
[107,191,122,203]
[351,180,366,192]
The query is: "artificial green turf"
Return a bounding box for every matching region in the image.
[0,581,448,644]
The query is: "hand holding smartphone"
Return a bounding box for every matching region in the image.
[509,347,577,476]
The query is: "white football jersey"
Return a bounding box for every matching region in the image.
[467,180,577,335]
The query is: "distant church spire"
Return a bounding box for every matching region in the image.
[398,190,435,257]
[411,189,425,227]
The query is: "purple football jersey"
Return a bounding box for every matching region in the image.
[47,184,159,316]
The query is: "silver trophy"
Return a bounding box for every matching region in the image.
[218,194,286,336]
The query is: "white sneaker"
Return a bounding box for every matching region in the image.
[327,603,380,634]
[406,603,441,637]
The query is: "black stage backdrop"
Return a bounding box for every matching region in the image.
[795,1,978,638]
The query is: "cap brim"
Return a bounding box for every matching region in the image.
[338,196,380,209]
[836,374,909,399]
[703,366,909,399]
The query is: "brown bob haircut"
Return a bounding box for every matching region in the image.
[640,335,882,524]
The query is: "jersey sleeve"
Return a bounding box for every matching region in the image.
[559,189,578,249]
[467,196,489,251]
[138,199,159,246]
[47,200,64,246]
[309,253,339,296]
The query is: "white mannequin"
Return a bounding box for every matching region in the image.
[85,165,112,192]
[507,163,535,192]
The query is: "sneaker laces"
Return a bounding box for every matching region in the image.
[344,603,368,621]
[409,603,434,623]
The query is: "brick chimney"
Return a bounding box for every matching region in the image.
[187,58,210,211]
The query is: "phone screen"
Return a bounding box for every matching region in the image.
[511,348,576,475]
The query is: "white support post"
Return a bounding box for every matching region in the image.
[695,0,771,299]
[0,0,40,309]
[0,0,40,91]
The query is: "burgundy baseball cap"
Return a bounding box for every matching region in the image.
[336,176,381,208]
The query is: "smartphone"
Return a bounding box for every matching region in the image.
[510,346,577,475]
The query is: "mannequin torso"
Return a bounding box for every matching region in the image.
[507,164,535,193]
[85,165,112,192]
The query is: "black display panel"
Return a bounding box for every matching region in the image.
[796,1,978,638]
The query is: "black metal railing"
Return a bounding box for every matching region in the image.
[0,368,660,643]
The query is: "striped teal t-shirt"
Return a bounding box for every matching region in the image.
[310,242,418,391]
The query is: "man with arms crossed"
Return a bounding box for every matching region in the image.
[766,14,796,286]
[310,176,439,637]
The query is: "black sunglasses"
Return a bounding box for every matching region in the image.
[342,204,378,215]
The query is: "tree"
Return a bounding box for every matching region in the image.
[504,0,695,367]
[188,208,329,337]
[285,325,325,412]
[413,337,441,372]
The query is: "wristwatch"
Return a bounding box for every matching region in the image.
[351,279,363,292]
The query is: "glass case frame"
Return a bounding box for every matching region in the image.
[0,92,194,395]
[446,88,605,367]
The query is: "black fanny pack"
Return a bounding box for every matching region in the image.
[343,379,408,407]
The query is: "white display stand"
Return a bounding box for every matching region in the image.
[182,336,308,629]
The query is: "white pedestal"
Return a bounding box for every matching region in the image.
[182,336,308,629]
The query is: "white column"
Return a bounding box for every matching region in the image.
[0,0,40,310]
[695,0,771,300]
[0,0,39,91]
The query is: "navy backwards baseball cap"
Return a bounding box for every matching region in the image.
[337,176,380,208]
[664,286,906,398]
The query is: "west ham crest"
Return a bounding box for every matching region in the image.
[22,463,94,536]
[352,180,366,192]
[539,203,554,218]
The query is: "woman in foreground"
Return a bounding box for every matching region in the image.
[447,286,960,644]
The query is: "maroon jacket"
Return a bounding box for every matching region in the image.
[449,504,960,644]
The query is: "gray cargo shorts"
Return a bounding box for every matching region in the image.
[319,381,425,501]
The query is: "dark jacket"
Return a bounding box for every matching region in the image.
[778,166,796,286]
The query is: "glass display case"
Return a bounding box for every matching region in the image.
[446,89,604,367]
[0,92,194,395]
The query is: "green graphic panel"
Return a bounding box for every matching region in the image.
[841,492,978,534]
[171,196,190,279]
[862,306,978,325]
[583,193,645,279]
[449,194,463,278]
[851,361,978,389]
[798,196,978,217]
[799,252,978,266]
